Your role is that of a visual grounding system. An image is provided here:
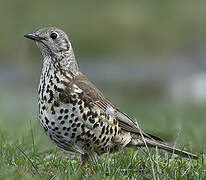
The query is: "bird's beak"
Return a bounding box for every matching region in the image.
[24,33,43,41]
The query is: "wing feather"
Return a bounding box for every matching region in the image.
[62,74,162,141]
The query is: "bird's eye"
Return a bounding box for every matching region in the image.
[50,32,58,40]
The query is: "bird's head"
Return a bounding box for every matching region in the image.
[24,27,73,59]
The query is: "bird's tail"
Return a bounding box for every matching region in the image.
[143,138,198,159]
[129,134,198,159]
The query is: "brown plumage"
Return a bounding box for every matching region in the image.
[24,27,198,166]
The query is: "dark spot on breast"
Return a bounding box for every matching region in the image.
[73,128,77,132]
[81,124,85,131]
[42,105,46,110]
[77,123,81,127]
[99,134,102,139]
[80,109,84,114]
[65,109,69,113]
[101,125,105,134]
[86,131,91,137]
[43,126,48,131]
[93,112,98,118]
[103,137,110,146]
[95,139,99,145]
[71,113,74,118]
[79,105,83,110]
[89,117,95,124]
[64,115,68,119]
[81,131,85,136]
[60,121,65,125]
[100,121,103,127]
[62,127,66,130]
[44,96,47,101]
[69,120,73,123]
[67,127,70,131]
[64,132,68,136]
[60,109,64,114]
[72,94,77,99]
[103,141,107,146]
[78,100,82,105]
[102,136,106,142]
[48,90,54,103]
[45,117,49,124]
[93,136,96,141]
[72,123,76,127]
[74,117,78,122]
[58,116,62,120]
[87,111,92,116]
[114,126,117,136]
[110,128,113,134]
[106,125,110,135]
[93,123,99,129]
[56,76,60,83]
[51,121,55,125]
[113,119,117,125]
[54,85,57,91]
[71,99,78,106]
[57,88,63,93]
[83,113,87,121]
[106,137,110,143]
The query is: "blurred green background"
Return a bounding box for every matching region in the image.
[0,0,206,154]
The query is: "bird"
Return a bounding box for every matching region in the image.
[24,27,197,166]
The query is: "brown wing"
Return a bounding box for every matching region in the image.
[67,74,162,141]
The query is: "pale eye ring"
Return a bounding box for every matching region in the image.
[50,32,58,40]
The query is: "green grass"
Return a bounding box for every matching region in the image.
[0,95,205,179]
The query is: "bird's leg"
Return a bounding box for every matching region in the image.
[80,154,94,176]
[81,154,89,167]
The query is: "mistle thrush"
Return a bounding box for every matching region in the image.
[24,27,197,166]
